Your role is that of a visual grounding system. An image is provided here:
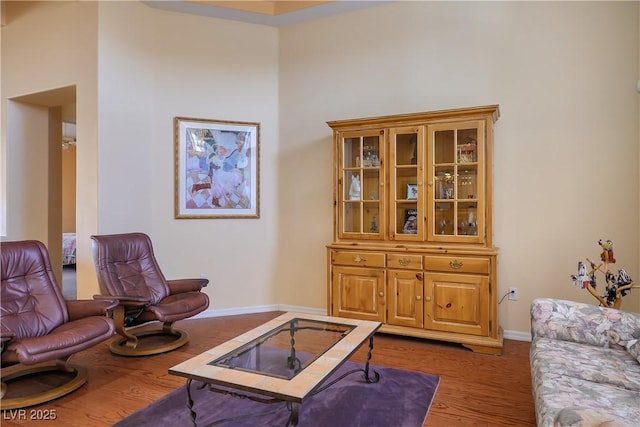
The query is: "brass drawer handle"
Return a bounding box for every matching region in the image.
[449,260,463,269]
[378,292,384,297]
[416,295,422,301]
[352,255,367,263]
[398,258,411,266]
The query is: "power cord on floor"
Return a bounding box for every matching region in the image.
[498,288,516,304]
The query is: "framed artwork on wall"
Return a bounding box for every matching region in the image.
[174,117,260,219]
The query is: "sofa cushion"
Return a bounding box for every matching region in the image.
[531,338,640,392]
[554,407,633,427]
[532,370,640,427]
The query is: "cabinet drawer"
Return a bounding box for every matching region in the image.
[331,251,385,268]
[387,254,423,270]
[424,255,490,274]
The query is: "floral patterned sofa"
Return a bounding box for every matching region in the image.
[530,298,640,427]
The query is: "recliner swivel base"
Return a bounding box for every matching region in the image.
[0,364,88,410]
[110,329,189,357]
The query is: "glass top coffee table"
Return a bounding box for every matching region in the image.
[169,312,381,426]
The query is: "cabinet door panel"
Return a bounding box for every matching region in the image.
[424,273,489,336]
[337,131,385,240]
[387,270,423,328]
[427,120,485,244]
[331,267,385,322]
[389,126,424,241]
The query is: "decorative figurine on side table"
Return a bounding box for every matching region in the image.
[570,239,637,309]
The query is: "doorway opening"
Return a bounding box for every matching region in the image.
[10,86,77,298]
[61,119,77,299]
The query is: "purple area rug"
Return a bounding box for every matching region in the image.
[114,362,440,427]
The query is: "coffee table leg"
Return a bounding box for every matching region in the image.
[363,336,380,384]
[186,379,197,426]
[285,402,300,427]
[287,319,297,370]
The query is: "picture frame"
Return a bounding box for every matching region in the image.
[406,183,418,200]
[174,117,260,219]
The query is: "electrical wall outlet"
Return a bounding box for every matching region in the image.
[508,287,518,301]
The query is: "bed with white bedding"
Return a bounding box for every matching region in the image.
[62,232,76,265]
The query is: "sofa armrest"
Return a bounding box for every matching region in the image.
[1,330,15,345]
[168,278,208,295]
[531,298,640,348]
[66,299,119,321]
[93,294,150,309]
[1,330,13,354]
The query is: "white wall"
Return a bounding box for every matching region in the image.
[97,2,156,234]
[4,102,49,241]
[278,1,640,333]
[2,1,638,337]
[95,2,281,307]
[0,2,4,237]
[1,1,99,289]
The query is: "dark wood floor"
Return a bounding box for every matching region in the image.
[1,312,536,426]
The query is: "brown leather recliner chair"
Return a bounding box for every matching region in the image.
[91,232,209,356]
[1,240,116,410]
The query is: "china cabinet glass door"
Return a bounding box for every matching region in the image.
[389,127,423,240]
[338,131,384,239]
[428,121,485,243]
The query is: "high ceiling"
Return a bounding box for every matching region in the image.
[143,0,389,27]
[187,1,334,16]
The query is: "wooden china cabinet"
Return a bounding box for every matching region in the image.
[326,105,502,355]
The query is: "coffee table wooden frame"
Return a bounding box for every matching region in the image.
[169,312,381,426]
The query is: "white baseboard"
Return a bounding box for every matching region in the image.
[503,329,531,342]
[190,304,326,319]
[192,305,532,342]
